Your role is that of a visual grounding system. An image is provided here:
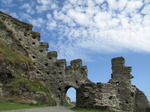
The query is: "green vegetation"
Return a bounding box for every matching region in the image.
[0,39,56,106]
[0,39,32,65]
[0,101,47,111]
[64,100,74,107]
[71,108,109,112]
[4,78,56,106]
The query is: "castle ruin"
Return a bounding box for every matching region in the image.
[0,11,149,112]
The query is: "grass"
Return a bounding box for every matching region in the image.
[4,78,56,106]
[0,39,56,106]
[0,39,32,65]
[71,108,109,112]
[0,101,48,111]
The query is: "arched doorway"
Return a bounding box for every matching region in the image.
[65,87,76,106]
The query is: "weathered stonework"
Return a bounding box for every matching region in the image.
[0,11,149,112]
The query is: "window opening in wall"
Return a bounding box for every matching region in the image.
[32,42,35,45]
[131,92,134,97]
[24,32,27,36]
[109,96,113,100]
[39,49,43,52]
[36,71,40,74]
[45,63,48,66]
[75,81,78,84]
[18,38,22,41]
[66,87,76,106]
[32,36,36,39]
[26,28,29,31]
[32,56,36,59]
[58,88,61,91]
[125,100,129,104]
[46,71,49,75]
[116,82,119,86]
[59,81,62,83]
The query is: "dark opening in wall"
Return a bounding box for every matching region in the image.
[46,72,49,75]
[18,38,22,41]
[39,49,43,52]
[36,71,40,74]
[45,63,48,66]
[131,92,134,97]
[26,28,30,31]
[59,72,62,75]
[59,81,62,83]
[32,36,36,39]
[116,82,119,86]
[76,81,78,84]
[24,32,27,36]
[32,56,36,59]
[125,100,129,104]
[58,88,61,91]
[32,42,35,45]
[109,96,113,100]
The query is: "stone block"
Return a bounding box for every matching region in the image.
[71,59,82,68]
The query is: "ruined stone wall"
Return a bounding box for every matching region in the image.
[0,11,149,111]
[0,11,88,105]
[77,57,149,112]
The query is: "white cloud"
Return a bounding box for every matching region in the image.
[2,0,149,61]
[20,3,35,14]
[10,12,19,18]
[125,0,143,13]
[29,18,45,27]
[37,0,52,5]
[141,4,150,14]
[44,0,150,60]
[1,0,13,5]
[36,0,57,12]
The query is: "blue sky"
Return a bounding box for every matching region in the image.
[0,0,150,102]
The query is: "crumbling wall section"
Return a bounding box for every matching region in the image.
[0,11,88,105]
[0,11,149,111]
[76,57,149,112]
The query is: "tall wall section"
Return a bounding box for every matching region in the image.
[76,57,149,112]
[0,11,88,105]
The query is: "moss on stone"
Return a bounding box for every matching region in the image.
[0,39,56,106]
[0,39,32,65]
[4,78,56,106]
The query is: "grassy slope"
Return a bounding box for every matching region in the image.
[0,101,43,110]
[0,39,32,65]
[0,39,56,106]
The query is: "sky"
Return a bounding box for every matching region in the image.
[0,0,150,102]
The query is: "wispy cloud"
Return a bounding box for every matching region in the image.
[0,0,14,5]
[0,0,150,61]
[45,0,150,60]
[36,0,57,13]
[20,3,35,14]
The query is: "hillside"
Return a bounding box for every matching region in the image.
[0,39,56,106]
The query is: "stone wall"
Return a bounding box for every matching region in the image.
[0,11,88,105]
[77,57,149,112]
[0,11,149,111]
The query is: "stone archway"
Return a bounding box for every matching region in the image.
[65,87,76,106]
[58,85,78,106]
